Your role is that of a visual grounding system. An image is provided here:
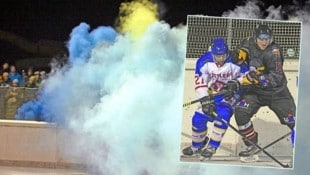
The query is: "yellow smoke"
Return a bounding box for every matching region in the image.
[117,0,159,40]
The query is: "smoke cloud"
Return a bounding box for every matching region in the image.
[67,21,187,175]
[222,0,262,18]
[117,0,159,40]
[14,0,310,174]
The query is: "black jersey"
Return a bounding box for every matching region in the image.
[237,37,288,95]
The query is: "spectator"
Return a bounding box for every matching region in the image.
[2,72,11,87]
[9,65,22,86]
[34,71,41,86]
[26,76,39,88]
[0,75,3,85]
[40,70,47,85]
[23,67,34,87]
[11,79,19,87]
[0,62,10,75]
[21,69,27,86]
[27,67,34,78]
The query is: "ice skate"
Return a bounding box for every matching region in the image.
[182,146,203,156]
[182,137,208,157]
[239,145,259,163]
[200,145,216,161]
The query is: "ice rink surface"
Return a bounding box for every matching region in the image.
[180,155,293,169]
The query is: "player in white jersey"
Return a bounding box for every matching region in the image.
[182,38,245,159]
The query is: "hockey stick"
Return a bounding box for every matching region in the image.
[182,115,291,164]
[183,90,230,108]
[220,116,291,168]
[197,112,290,167]
[253,131,291,155]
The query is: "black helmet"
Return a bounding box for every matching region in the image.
[254,24,273,40]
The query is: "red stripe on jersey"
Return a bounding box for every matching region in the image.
[195,85,208,90]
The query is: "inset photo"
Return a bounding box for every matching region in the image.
[180,16,301,169]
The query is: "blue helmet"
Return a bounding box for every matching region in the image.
[211,38,228,55]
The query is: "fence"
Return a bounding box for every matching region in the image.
[0,87,38,119]
[186,16,302,60]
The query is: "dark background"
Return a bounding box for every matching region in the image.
[0,0,307,67]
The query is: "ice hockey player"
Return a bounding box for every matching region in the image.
[227,24,296,162]
[182,37,245,159]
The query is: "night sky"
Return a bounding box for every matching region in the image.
[0,0,304,63]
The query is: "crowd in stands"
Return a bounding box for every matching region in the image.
[0,60,50,120]
[0,61,47,88]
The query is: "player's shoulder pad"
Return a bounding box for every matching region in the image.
[270,42,282,50]
[225,56,233,63]
[196,51,214,68]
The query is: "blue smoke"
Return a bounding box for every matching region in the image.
[15,100,43,121]
[15,23,118,123]
[68,22,117,64]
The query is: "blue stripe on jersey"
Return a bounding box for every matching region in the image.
[195,52,213,76]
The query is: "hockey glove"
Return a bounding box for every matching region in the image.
[222,79,240,100]
[201,103,216,118]
[199,95,216,117]
[242,71,269,87]
[223,79,240,92]
[234,47,249,65]
[244,71,260,84]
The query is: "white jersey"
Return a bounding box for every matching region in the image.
[199,62,241,97]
